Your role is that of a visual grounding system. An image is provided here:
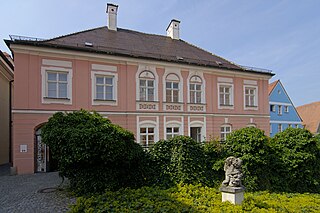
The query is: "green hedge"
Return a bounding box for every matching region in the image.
[41,110,150,195]
[270,128,320,192]
[148,136,206,186]
[70,184,320,212]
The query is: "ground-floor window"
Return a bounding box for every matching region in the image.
[166,127,180,139]
[140,127,155,148]
[220,125,232,141]
[278,124,282,132]
[190,127,202,142]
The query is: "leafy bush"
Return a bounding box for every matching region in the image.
[41,110,149,195]
[270,128,320,193]
[202,137,225,187]
[223,127,273,191]
[70,184,320,212]
[148,136,206,186]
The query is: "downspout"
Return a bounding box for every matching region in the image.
[9,79,13,166]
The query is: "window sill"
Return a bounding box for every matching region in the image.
[92,99,117,106]
[42,97,72,105]
[244,105,258,110]
[44,97,70,100]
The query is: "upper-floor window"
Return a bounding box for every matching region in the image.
[46,71,68,99]
[244,86,258,108]
[165,74,180,103]
[139,71,155,101]
[95,76,114,100]
[284,106,289,113]
[219,84,233,106]
[221,125,232,141]
[278,105,282,115]
[189,75,202,104]
[278,124,282,132]
[270,105,275,112]
[41,66,73,105]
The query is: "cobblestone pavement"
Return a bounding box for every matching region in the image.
[0,170,76,213]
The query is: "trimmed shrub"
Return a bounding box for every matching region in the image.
[70,184,320,212]
[202,137,226,187]
[223,127,272,191]
[41,110,149,195]
[270,128,320,192]
[149,136,206,186]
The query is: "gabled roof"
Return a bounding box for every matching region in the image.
[0,50,14,71]
[269,80,303,122]
[297,101,320,133]
[268,80,278,95]
[6,26,274,76]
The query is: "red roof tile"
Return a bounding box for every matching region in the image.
[297,101,320,133]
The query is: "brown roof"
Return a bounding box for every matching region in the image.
[6,27,274,76]
[268,80,278,95]
[296,101,320,133]
[0,50,14,70]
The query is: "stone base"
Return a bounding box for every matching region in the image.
[220,186,245,205]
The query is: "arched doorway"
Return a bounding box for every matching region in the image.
[35,127,58,172]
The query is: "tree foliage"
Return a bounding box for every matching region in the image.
[41,110,149,195]
[270,128,320,192]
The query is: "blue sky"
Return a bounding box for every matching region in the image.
[1,0,319,106]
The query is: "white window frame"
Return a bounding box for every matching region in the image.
[188,119,206,142]
[91,71,118,106]
[284,106,289,113]
[220,124,232,141]
[164,120,183,140]
[244,85,258,110]
[278,105,282,115]
[187,72,206,104]
[41,67,72,105]
[270,105,275,112]
[278,124,282,132]
[136,65,158,102]
[189,75,204,104]
[270,124,273,134]
[137,119,159,148]
[165,74,180,103]
[218,83,234,109]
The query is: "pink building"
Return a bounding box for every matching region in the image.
[6,4,273,174]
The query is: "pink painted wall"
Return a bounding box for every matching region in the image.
[12,51,271,174]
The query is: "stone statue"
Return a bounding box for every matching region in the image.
[222,156,243,187]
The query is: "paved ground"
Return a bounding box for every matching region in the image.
[0,165,76,213]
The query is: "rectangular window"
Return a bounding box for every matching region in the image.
[219,85,232,106]
[220,126,231,141]
[166,82,179,102]
[278,105,282,115]
[284,106,289,113]
[95,76,113,100]
[270,124,272,134]
[190,83,202,103]
[288,124,292,128]
[245,87,256,107]
[278,124,282,132]
[190,127,202,142]
[166,127,180,139]
[270,105,275,112]
[46,71,68,98]
[140,127,155,148]
[295,124,299,128]
[140,79,154,101]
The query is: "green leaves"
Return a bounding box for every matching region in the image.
[41,109,149,195]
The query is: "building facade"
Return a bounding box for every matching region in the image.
[297,101,320,134]
[0,51,14,165]
[6,4,273,174]
[269,80,303,137]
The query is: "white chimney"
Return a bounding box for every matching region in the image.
[166,19,180,40]
[106,3,118,31]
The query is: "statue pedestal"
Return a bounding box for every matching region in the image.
[220,186,245,205]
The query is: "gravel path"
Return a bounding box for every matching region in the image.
[0,171,76,213]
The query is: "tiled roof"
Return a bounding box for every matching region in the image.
[268,80,278,95]
[6,27,273,76]
[296,101,320,133]
[0,50,14,70]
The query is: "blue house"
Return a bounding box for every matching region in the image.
[269,80,303,137]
